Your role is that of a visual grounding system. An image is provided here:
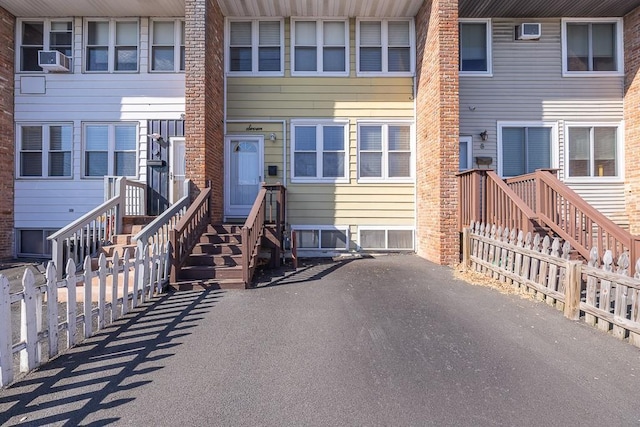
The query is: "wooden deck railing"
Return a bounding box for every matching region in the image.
[169,187,211,283]
[104,176,147,215]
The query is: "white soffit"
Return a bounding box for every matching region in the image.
[217,0,425,17]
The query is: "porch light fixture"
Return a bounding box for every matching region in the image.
[269,133,277,141]
[479,130,488,141]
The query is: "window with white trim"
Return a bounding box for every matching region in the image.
[293,226,349,250]
[357,19,413,75]
[566,125,620,178]
[227,19,283,74]
[291,121,349,182]
[18,19,72,72]
[17,124,72,178]
[84,123,138,177]
[499,123,554,177]
[292,19,349,75]
[17,229,55,257]
[151,19,185,72]
[562,19,622,75]
[358,123,412,181]
[85,19,139,72]
[359,227,414,250]
[459,19,491,74]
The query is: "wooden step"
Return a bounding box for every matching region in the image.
[178,265,243,281]
[169,279,246,291]
[185,253,242,267]
[111,234,133,245]
[200,233,242,244]
[208,224,242,234]
[191,242,242,255]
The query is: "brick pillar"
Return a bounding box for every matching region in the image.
[185,0,225,222]
[415,0,459,265]
[625,5,640,235]
[0,7,14,260]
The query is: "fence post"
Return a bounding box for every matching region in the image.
[20,269,40,372]
[46,262,59,359]
[462,227,471,270]
[563,261,582,320]
[0,274,13,387]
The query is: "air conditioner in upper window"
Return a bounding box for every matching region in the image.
[37,50,71,72]
[516,23,541,40]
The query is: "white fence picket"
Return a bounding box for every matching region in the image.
[46,262,59,358]
[0,274,12,387]
[20,269,40,372]
[83,256,93,340]
[98,254,107,331]
[122,249,131,316]
[111,251,120,323]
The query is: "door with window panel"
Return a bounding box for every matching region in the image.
[501,126,551,177]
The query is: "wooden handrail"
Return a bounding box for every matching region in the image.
[169,187,211,283]
[456,169,487,230]
[242,188,267,286]
[485,171,537,234]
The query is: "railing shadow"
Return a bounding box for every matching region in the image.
[0,288,224,426]
[252,256,366,288]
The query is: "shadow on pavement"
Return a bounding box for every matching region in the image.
[0,288,224,426]
[253,257,362,288]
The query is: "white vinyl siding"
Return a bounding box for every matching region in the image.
[85,18,139,72]
[227,19,284,75]
[292,19,349,76]
[357,19,414,76]
[150,19,184,72]
[562,18,623,76]
[18,19,73,72]
[459,19,492,75]
[17,124,72,178]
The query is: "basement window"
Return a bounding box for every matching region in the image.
[358,227,414,250]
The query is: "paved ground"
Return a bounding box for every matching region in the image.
[1,254,640,426]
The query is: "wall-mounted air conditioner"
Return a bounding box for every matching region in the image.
[516,23,541,40]
[38,50,71,72]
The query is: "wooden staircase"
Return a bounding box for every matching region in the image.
[93,215,156,269]
[170,224,246,291]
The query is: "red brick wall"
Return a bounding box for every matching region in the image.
[0,7,14,259]
[415,0,459,265]
[625,5,640,235]
[185,0,225,222]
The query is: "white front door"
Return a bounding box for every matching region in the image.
[169,137,186,203]
[225,136,264,217]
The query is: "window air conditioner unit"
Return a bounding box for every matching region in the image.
[38,50,71,72]
[516,23,541,40]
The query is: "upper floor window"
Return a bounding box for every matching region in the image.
[84,123,137,177]
[357,19,414,75]
[566,124,621,180]
[358,122,413,181]
[18,19,72,72]
[459,19,491,75]
[85,19,139,72]
[562,19,623,76]
[292,19,349,76]
[17,124,72,178]
[227,19,283,75]
[291,120,349,182]
[151,19,185,72]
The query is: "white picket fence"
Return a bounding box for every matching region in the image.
[0,241,172,388]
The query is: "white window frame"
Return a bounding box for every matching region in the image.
[356,120,415,183]
[150,19,185,73]
[497,121,559,178]
[459,18,492,76]
[84,18,140,73]
[357,226,415,251]
[16,123,73,179]
[459,135,473,171]
[290,119,350,183]
[17,229,55,258]
[291,18,350,77]
[225,18,284,76]
[561,18,623,77]
[82,122,139,179]
[16,18,73,73]
[564,122,624,183]
[356,18,415,77]
[291,226,350,251]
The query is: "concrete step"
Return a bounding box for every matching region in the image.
[169,279,246,291]
[185,253,242,267]
[178,265,243,281]
[191,242,243,255]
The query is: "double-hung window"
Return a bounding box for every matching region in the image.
[291,120,349,182]
[18,124,72,178]
[227,19,283,74]
[358,122,413,181]
[18,19,72,72]
[84,123,137,177]
[292,19,349,76]
[85,19,139,72]
[562,19,622,76]
[357,19,414,75]
[498,123,555,177]
[151,19,185,72]
[459,19,491,75]
[566,125,620,179]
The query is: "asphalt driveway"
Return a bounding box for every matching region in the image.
[1,254,640,426]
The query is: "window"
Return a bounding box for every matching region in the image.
[17,124,72,178]
[292,19,349,75]
[17,229,54,257]
[19,19,72,72]
[459,136,472,170]
[566,125,620,179]
[562,19,622,75]
[359,227,414,250]
[293,227,349,251]
[357,19,413,75]
[227,19,283,74]
[498,123,555,177]
[85,19,139,72]
[291,121,349,182]
[151,20,185,72]
[84,123,137,177]
[459,19,491,74]
[358,123,412,181]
